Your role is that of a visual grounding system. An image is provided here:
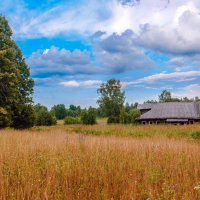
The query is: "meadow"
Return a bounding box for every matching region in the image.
[0,124,200,199]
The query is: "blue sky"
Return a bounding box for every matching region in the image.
[1,0,200,108]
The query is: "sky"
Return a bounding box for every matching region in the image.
[1,0,200,108]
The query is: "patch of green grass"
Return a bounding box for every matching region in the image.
[70,124,200,139]
[64,116,81,125]
[191,131,200,139]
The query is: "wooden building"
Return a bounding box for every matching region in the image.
[136,102,200,125]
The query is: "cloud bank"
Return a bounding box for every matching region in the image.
[28,30,155,76]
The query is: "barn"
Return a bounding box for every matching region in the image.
[136,102,200,125]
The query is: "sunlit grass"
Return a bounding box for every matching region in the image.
[0,128,200,199]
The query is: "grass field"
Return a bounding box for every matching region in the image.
[0,125,200,199]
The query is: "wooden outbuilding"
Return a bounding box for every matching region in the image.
[137,102,200,125]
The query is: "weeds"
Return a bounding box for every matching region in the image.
[191,131,200,139]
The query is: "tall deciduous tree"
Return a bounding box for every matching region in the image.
[97,79,125,123]
[159,90,172,102]
[0,16,34,128]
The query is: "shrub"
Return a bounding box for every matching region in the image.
[120,107,131,124]
[81,107,97,125]
[191,131,200,139]
[35,110,57,126]
[130,109,141,124]
[0,107,11,128]
[120,107,141,124]
[65,105,82,117]
[34,104,57,126]
[64,116,81,125]
[107,116,120,124]
[12,105,36,129]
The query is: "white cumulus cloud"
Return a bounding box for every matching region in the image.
[60,80,102,88]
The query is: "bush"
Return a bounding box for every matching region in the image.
[107,116,120,124]
[38,112,56,126]
[191,131,200,139]
[35,110,57,126]
[65,105,82,117]
[120,107,141,124]
[12,105,36,129]
[64,116,81,125]
[34,104,57,126]
[51,104,66,120]
[130,109,141,124]
[81,107,97,125]
[0,107,11,128]
[120,107,131,124]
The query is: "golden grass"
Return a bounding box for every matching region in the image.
[0,128,200,199]
[56,120,64,125]
[97,118,107,125]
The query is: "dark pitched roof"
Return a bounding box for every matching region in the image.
[137,102,200,120]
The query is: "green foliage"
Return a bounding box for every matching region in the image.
[66,105,81,117]
[125,102,138,112]
[97,79,125,123]
[96,107,107,118]
[159,90,172,102]
[0,16,34,128]
[64,116,81,125]
[191,131,200,139]
[34,103,48,113]
[145,100,158,104]
[120,107,141,124]
[0,107,11,128]
[130,109,141,123]
[81,107,97,125]
[120,107,131,124]
[36,111,56,126]
[157,90,200,103]
[107,116,120,124]
[34,104,56,126]
[51,104,66,120]
[12,104,35,129]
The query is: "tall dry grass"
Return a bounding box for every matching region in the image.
[0,129,200,199]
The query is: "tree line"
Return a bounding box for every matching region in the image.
[146,90,200,103]
[34,103,97,126]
